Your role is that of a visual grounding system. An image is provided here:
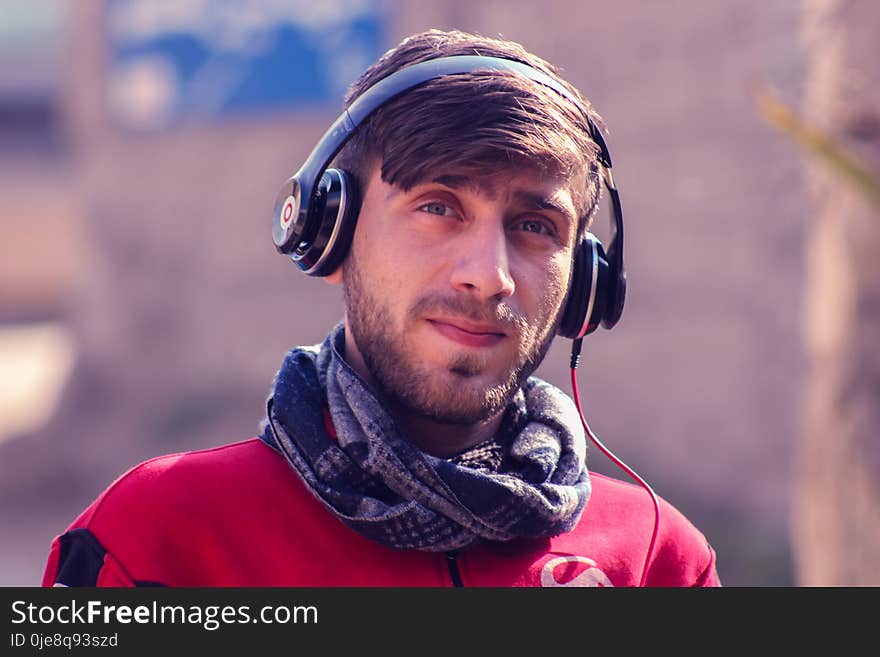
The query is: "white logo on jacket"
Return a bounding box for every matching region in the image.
[540,556,614,587]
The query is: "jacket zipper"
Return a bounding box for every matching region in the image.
[445,551,464,587]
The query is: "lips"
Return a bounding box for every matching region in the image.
[425,317,507,348]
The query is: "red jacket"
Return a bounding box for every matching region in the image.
[43,438,720,587]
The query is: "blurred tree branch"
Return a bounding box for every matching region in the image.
[755,84,880,209]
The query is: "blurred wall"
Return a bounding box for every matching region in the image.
[0,0,809,586]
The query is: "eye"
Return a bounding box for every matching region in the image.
[419,201,454,216]
[516,217,555,236]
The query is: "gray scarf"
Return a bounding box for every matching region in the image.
[259,323,590,552]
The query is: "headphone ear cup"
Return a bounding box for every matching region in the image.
[297,168,360,277]
[273,174,305,254]
[602,253,626,329]
[558,237,590,339]
[558,234,609,339]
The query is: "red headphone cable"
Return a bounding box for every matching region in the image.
[569,338,660,588]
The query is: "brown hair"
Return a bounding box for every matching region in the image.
[333,29,606,235]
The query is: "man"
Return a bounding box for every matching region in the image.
[43,29,719,587]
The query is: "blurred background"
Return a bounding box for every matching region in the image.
[2,0,878,586]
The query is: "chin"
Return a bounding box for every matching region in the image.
[436,377,516,422]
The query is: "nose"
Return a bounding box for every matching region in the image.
[449,221,516,301]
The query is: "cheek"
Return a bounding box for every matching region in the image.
[352,231,420,312]
[525,256,570,319]
[353,227,393,284]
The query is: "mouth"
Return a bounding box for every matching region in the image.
[425,317,508,348]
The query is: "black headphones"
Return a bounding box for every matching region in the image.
[272,55,626,339]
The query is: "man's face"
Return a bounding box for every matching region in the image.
[341,165,579,424]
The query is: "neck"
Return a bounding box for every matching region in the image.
[341,324,504,458]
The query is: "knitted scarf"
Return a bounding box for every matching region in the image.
[259,323,590,552]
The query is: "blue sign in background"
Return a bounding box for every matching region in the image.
[106,0,387,129]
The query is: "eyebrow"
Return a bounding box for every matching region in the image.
[510,190,575,225]
[431,174,481,192]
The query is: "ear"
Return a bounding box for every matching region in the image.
[323,264,344,285]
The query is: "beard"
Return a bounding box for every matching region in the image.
[342,248,563,425]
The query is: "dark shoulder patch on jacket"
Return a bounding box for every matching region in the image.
[55,529,168,587]
[55,528,106,586]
